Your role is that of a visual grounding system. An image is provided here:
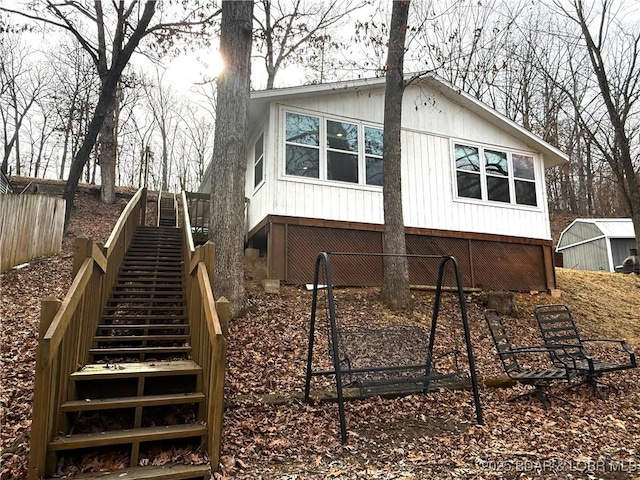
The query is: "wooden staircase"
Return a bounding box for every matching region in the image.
[93,226,189,363]
[159,192,178,227]
[43,224,210,478]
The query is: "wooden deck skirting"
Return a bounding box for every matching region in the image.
[248,214,556,292]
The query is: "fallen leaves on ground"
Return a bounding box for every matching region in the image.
[1,192,130,479]
[222,275,640,479]
[2,193,639,479]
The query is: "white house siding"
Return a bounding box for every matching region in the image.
[240,81,554,241]
[245,118,271,233]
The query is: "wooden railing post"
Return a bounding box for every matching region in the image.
[72,237,92,278]
[28,296,61,480]
[210,295,229,472]
[140,187,147,226]
[216,296,230,339]
[202,241,216,294]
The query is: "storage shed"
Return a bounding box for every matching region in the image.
[556,218,637,272]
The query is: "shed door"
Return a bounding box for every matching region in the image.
[610,238,637,269]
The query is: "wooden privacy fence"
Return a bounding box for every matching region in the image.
[181,191,229,471]
[0,194,65,272]
[28,188,147,480]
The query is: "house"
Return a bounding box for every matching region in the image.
[199,75,568,291]
[556,218,637,272]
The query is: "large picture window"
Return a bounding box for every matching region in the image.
[284,111,383,187]
[454,142,538,207]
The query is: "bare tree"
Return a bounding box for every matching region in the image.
[210,0,253,318]
[549,0,640,248]
[0,34,47,174]
[180,104,214,190]
[253,0,366,88]
[1,1,219,225]
[380,0,412,310]
[143,70,183,191]
[48,42,100,180]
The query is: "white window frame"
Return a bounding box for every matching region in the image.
[253,132,265,191]
[452,140,540,209]
[282,108,383,189]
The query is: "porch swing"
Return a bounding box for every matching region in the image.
[303,252,484,443]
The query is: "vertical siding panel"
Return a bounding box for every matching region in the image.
[347,189,356,221]
[402,130,414,226]
[363,192,372,223]
[425,136,435,228]
[416,133,426,226]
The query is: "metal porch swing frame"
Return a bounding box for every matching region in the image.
[303,252,484,443]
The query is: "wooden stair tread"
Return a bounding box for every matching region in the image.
[44,463,210,480]
[108,298,185,303]
[71,360,201,380]
[49,424,207,451]
[117,274,184,279]
[60,392,205,412]
[90,346,190,354]
[95,335,190,342]
[100,320,188,325]
[104,306,186,311]
[98,326,189,333]
[118,268,183,273]
[101,314,188,319]
[113,288,184,292]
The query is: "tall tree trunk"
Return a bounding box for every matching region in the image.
[210,0,253,318]
[161,125,169,191]
[61,0,156,228]
[380,0,412,311]
[98,89,117,203]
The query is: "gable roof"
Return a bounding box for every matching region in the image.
[557,218,636,251]
[249,74,569,169]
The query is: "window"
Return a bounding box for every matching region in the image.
[454,142,537,207]
[485,149,509,203]
[513,154,537,206]
[455,144,481,199]
[327,120,359,183]
[284,111,383,186]
[285,112,320,178]
[365,126,383,186]
[254,133,264,188]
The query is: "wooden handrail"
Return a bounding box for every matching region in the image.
[181,191,195,256]
[104,187,145,255]
[29,188,151,479]
[197,263,224,339]
[41,258,94,366]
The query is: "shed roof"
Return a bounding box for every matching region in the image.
[249,74,569,169]
[557,218,636,250]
